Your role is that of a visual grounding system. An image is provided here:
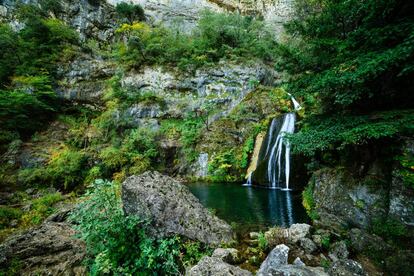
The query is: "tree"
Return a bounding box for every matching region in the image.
[278,0,414,155]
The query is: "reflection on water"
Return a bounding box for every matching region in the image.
[187,182,309,232]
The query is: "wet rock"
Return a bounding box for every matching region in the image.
[122,171,234,245]
[0,221,86,275]
[328,259,367,276]
[212,248,240,264]
[187,256,252,276]
[328,241,349,262]
[257,244,289,275]
[299,238,317,254]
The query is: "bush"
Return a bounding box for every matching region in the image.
[46,146,87,190]
[116,2,145,23]
[70,180,183,275]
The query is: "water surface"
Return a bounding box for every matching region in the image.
[187,182,309,233]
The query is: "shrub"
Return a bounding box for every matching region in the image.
[46,146,87,190]
[70,180,183,275]
[302,183,319,221]
[20,192,63,227]
[258,232,268,250]
[0,207,22,230]
[116,2,145,23]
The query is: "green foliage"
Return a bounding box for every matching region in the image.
[116,11,277,70]
[302,183,319,221]
[20,192,63,226]
[0,207,22,230]
[0,258,22,276]
[70,180,183,275]
[257,232,268,251]
[46,146,87,190]
[240,136,255,169]
[279,0,414,155]
[321,235,331,250]
[116,2,145,23]
[208,149,239,182]
[396,148,414,189]
[371,217,407,240]
[289,110,414,156]
[180,241,212,267]
[0,4,78,152]
[0,76,58,149]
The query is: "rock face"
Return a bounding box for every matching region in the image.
[56,53,115,102]
[122,171,234,245]
[188,256,252,276]
[0,221,86,275]
[108,0,294,36]
[120,62,276,121]
[310,139,414,235]
[1,0,117,42]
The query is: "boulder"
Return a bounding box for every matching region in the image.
[187,256,252,276]
[0,221,86,275]
[122,171,234,245]
[328,259,367,276]
[288,223,311,244]
[257,244,289,275]
[212,248,240,264]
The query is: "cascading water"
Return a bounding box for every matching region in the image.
[245,94,301,189]
[197,153,209,178]
[267,113,296,190]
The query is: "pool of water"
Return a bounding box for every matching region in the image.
[187,182,309,233]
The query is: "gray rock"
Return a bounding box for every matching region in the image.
[212,248,240,264]
[299,238,318,254]
[0,221,86,275]
[257,244,289,275]
[259,265,328,276]
[288,223,311,244]
[293,257,305,267]
[349,228,391,254]
[328,241,349,262]
[328,259,367,276]
[122,171,234,245]
[187,256,252,276]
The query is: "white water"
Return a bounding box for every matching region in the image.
[197,153,209,177]
[244,172,253,186]
[267,113,296,190]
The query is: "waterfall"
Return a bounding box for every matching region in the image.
[267,113,296,190]
[244,93,300,189]
[197,153,209,178]
[244,172,253,186]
